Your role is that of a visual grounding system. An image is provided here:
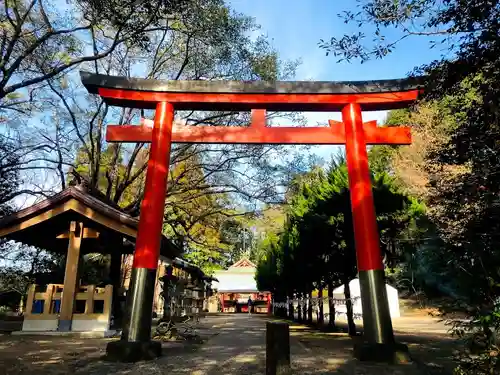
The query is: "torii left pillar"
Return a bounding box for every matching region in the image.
[106,102,174,361]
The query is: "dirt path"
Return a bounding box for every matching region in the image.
[0,314,459,374]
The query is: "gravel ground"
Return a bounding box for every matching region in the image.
[0,314,458,374]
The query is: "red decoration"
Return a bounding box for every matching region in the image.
[97,87,420,111]
[106,114,411,145]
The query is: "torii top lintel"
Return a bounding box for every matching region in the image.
[80,71,422,112]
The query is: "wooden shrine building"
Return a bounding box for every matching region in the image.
[212,258,271,314]
[0,181,212,334]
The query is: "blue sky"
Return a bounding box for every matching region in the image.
[229,0,445,160]
[230,0,443,80]
[13,1,446,208]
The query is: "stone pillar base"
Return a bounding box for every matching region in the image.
[353,341,411,364]
[105,340,162,362]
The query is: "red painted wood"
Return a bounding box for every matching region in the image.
[251,109,266,128]
[106,123,411,145]
[343,103,384,272]
[108,125,153,142]
[132,102,174,270]
[97,87,421,111]
[358,120,377,131]
[328,119,342,126]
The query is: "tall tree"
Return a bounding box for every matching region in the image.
[1,0,306,207]
[1,0,311,261]
[322,2,500,370]
[256,155,414,330]
[0,135,21,210]
[0,0,185,110]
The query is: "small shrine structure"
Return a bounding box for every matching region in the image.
[0,180,213,335]
[212,258,271,314]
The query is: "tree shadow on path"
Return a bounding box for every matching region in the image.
[0,314,460,374]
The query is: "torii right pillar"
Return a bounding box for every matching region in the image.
[342,103,410,363]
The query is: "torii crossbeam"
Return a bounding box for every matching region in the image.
[80,71,421,362]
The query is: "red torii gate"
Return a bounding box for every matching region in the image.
[81,72,420,362]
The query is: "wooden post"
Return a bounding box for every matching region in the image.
[58,221,83,331]
[43,284,54,315]
[25,284,36,315]
[266,321,291,375]
[103,285,113,318]
[85,285,95,314]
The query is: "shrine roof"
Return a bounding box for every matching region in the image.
[212,258,257,275]
[212,258,262,292]
[80,71,423,111]
[230,258,256,269]
[0,184,181,258]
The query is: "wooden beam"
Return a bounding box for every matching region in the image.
[0,200,77,238]
[0,199,137,240]
[251,109,267,128]
[25,284,36,315]
[95,86,421,112]
[106,122,411,145]
[56,228,100,239]
[58,221,83,331]
[70,200,137,239]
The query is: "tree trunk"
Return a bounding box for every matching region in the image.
[301,293,307,323]
[274,291,284,317]
[328,282,335,329]
[279,292,287,318]
[307,290,313,324]
[296,294,300,321]
[300,293,307,323]
[344,280,356,336]
[318,287,324,325]
[297,293,303,322]
[288,293,294,320]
